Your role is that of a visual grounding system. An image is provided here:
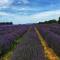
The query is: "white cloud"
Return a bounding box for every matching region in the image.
[0,12,34,24]
[0,0,8,6]
[22,0,29,4]
[0,0,13,8]
[19,0,29,4]
[0,12,9,15]
[0,10,60,24]
[32,10,60,22]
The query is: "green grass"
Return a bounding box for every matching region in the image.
[46,32,48,36]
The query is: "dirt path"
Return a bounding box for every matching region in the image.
[10,26,46,60]
[35,27,60,60]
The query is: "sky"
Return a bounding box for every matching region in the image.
[0,0,60,24]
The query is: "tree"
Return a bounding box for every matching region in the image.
[58,17,60,24]
[44,19,57,24]
[0,22,13,25]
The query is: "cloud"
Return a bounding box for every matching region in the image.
[32,10,60,22]
[0,12,9,16]
[13,0,29,6]
[0,11,34,24]
[0,10,60,24]
[21,0,29,4]
[0,0,8,6]
[0,0,13,8]
[0,6,42,15]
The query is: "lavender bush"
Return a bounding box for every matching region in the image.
[0,25,29,56]
[37,24,60,56]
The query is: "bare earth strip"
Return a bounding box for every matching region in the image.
[10,26,46,60]
[35,27,60,60]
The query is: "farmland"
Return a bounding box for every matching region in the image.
[0,24,60,60]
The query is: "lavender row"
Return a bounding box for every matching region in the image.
[37,24,60,56]
[0,25,27,35]
[11,26,46,60]
[0,25,29,56]
[43,24,60,35]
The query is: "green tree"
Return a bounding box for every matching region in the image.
[58,17,60,24]
[44,19,57,24]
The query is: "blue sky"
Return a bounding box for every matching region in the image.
[0,0,60,24]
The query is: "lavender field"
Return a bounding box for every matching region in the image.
[0,24,29,57]
[0,0,60,60]
[0,24,60,60]
[36,24,60,57]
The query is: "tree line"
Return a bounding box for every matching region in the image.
[39,17,60,24]
[0,22,13,25]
